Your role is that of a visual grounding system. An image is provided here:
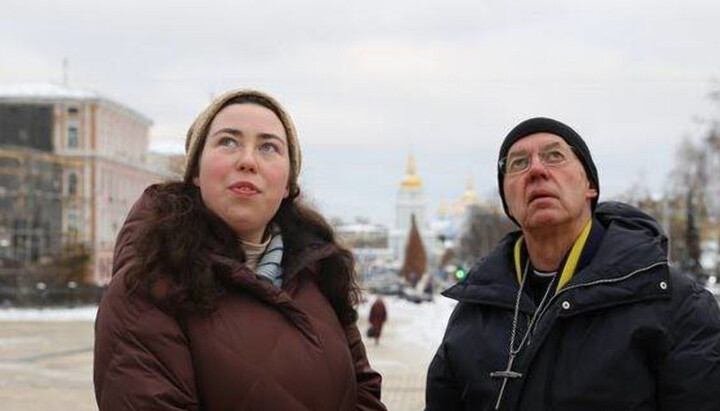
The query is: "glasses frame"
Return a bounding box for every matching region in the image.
[499,144,577,176]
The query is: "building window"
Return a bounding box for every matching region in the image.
[68,125,78,148]
[68,212,77,230]
[67,208,79,234]
[68,107,79,115]
[68,173,78,196]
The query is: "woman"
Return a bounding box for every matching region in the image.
[93,89,386,410]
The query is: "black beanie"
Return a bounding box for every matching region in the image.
[497,117,600,224]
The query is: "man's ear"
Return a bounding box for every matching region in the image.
[587,187,598,199]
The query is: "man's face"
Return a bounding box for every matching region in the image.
[502,133,597,231]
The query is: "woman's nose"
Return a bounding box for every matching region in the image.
[235,150,258,173]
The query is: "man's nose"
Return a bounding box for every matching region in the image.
[526,153,549,177]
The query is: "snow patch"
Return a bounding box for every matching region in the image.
[360,294,456,352]
[0,306,98,322]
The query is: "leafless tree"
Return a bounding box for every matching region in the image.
[664,89,720,277]
[457,205,514,267]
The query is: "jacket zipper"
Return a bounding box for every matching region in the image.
[531,260,669,332]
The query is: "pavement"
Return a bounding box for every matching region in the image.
[358,311,433,411]
[0,307,436,411]
[0,321,96,411]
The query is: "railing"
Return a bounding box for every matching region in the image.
[0,268,105,307]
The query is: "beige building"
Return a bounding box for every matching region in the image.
[336,222,389,250]
[0,83,173,285]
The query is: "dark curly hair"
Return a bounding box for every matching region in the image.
[122,182,361,325]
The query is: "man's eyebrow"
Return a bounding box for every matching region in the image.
[507,147,529,157]
[541,141,563,150]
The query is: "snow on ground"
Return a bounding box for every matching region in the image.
[359,294,457,352]
[0,293,459,352]
[0,306,98,322]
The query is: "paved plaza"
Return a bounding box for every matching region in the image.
[0,301,442,411]
[0,321,96,411]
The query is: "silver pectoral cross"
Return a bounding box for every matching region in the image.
[490,353,523,410]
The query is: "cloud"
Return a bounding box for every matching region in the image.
[2,0,720,223]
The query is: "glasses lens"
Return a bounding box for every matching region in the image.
[504,155,529,175]
[502,145,573,175]
[540,147,569,165]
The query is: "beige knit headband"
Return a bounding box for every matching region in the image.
[183,89,302,196]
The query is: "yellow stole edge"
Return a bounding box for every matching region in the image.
[513,219,593,292]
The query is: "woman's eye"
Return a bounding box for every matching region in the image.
[219,137,238,148]
[260,142,279,154]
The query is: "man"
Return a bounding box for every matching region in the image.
[426,117,720,410]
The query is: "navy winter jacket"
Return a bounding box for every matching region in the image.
[426,202,720,410]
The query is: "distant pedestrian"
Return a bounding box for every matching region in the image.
[368,297,388,345]
[426,117,720,410]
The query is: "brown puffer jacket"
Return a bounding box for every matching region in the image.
[94,190,386,411]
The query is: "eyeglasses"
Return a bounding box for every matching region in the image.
[499,144,575,176]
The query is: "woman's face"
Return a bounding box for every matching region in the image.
[193,103,291,243]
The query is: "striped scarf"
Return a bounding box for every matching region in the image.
[254,231,284,287]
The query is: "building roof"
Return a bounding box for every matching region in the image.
[0,83,101,100]
[0,83,152,126]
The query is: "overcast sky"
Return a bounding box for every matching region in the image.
[2,0,719,225]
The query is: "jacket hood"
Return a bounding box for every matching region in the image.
[594,201,668,255]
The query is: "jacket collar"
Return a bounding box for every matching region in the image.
[443,232,538,314]
[211,236,337,299]
[208,239,338,348]
[443,202,671,314]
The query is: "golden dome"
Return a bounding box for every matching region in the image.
[400,154,422,189]
[460,175,479,206]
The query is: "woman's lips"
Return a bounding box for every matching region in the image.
[229,182,260,196]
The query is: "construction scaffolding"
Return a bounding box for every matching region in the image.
[0,148,91,289]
